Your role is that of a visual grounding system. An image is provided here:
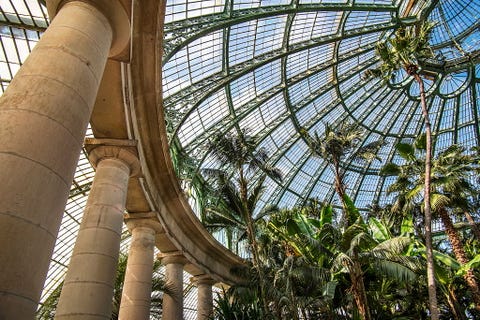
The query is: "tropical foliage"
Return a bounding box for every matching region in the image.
[364,19,440,319]
[206,129,479,319]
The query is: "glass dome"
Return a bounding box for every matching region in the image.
[162,0,480,215]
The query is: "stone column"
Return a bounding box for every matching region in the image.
[159,253,189,320]
[192,275,216,320]
[118,213,162,320]
[0,1,129,317]
[55,142,140,320]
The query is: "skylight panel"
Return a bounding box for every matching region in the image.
[163,48,191,98]
[457,125,476,148]
[275,155,298,181]
[288,77,313,105]
[233,0,261,10]
[1,0,48,28]
[403,110,422,135]
[260,0,290,6]
[309,68,334,93]
[277,191,299,209]
[308,43,335,67]
[286,51,309,78]
[374,90,404,133]
[177,110,203,145]
[356,175,380,208]
[355,0,392,4]
[311,106,343,130]
[290,12,340,45]
[288,170,311,194]
[299,0,348,4]
[439,71,469,96]
[337,51,375,76]
[197,88,229,131]
[338,31,382,55]
[378,176,395,206]
[289,13,316,44]
[301,156,321,176]
[310,178,332,201]
[458,88,474,125]
[258,135,278,157]
[439,97,455,130]
[311,11,342,38]
[284,139,307,165]
[239,107,265,135]
[271,120,296,148]
[259,92,287,125]
[165,0,225,23]
[188,31,223,83]
[435,132,454,154]
[230,72,256,109]
[254,59,282,95]
[254,16,286,57]
[340,73,362,95]
[344,11,392,31]
[296,102,317,127]
[229,20,256,65]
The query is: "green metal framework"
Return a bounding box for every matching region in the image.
[162,0,480,217]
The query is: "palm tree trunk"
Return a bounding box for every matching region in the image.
[464,211,480,240]
[439,208,480,311]
[238,167,269,314]
[333,160,348,227]
[350,251,371,320]
[414,73,439,320]
[447,284,467,320]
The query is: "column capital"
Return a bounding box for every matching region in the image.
[124,212,163,233]
[46,0,130,59]
[157,252,189,266]
[85,139,141,177]
[191,275,216,286]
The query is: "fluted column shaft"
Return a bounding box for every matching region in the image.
[0,1,122,317]
[119,217,161,320]
[55,145,138,320]
[194,276,216,320]
[161,255,189,320]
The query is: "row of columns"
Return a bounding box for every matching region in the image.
[0,0,220,319]
[54,142,217,320]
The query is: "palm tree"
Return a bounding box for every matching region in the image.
[364,19,439,319]
[203,129,282,314]
[300,122,384,228]
[382,141,480,312]
[268,202,420,320]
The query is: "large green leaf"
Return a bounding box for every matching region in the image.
[414,134,427,150]
[400,216,414,236]
[322,280,338,300]
[343,194,360,225]
[380,163,401,176]
[395,142,415,161]
[456,254,480,276]
[369,217,390,242]
[320,204,333,226]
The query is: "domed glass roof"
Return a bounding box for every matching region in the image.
[162,0,480,214]
[0,0,479,314]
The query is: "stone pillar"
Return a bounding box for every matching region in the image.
[192,275,216,320]
[159,253,189,320]
[118,213,162,320]
[0,1,129,318]
[55,142,140,320]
